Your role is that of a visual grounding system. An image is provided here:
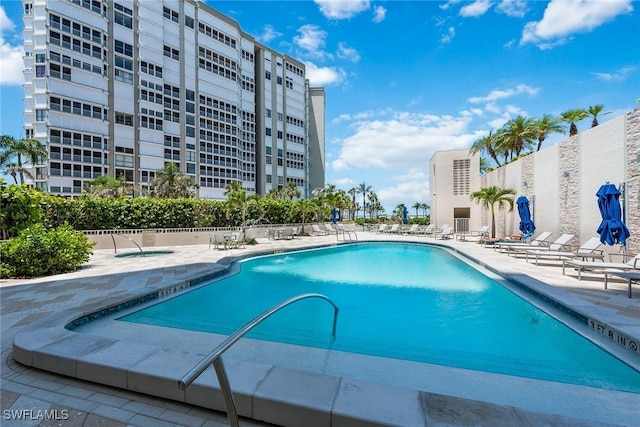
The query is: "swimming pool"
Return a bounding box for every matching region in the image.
[120,242,640,393]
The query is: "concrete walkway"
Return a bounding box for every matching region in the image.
[1,231,638,426]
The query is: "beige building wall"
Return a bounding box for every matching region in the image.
[429,149,482,232]
[470,108,639,255]
[307,86,326,197]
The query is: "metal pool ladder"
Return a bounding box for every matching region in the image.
[336,224,358,244]
[178,293,339,427]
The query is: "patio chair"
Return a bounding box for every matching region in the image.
[325,223,336,234]
[604,271,640,298]
[562,253,640,282]
[383,224,401,234]
[404,224,420,235]
[375,224,388,233]
[494,231,553,253]
[421,224,436,236]
[525,236,602,265]
[311,224,328,236]
[433,225,454,239]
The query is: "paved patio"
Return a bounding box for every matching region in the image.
[1,231,638,426]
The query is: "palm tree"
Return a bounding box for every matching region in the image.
[283,182,302,200]
[348,187,357,220]
[225,188,260,226]
[560,108,588,136]
[296,198,318,230]
[587,104,610,128]
[498,115,537,159]
[87,174,128,197]
[469,186,516,238]
[420,202,430,218]
[412,202,421,217]
[469,130,501,167]
[534,114,565,151]
[0,135,48,184]
[149,163,198,198]
[356,182,372,221]
[224,181,243,196]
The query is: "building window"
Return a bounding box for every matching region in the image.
[266,109,271,118]
[277,76,282,85]
[185,15,194,28]
[266,128,271,136]
[36,109,47,121]
[35,65,46,77]
[115,111,133,126]
[265,71,271,80]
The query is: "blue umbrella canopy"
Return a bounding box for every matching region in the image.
[516,196,535,236]
[331,207,339,224]
[596,183,630,245]
[402,206,408,224]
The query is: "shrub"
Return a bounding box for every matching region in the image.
[0,224,95,278]
[0,181,44,239]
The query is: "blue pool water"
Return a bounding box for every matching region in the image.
[120,242,640,393]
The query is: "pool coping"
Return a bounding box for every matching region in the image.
[11,240,640,426]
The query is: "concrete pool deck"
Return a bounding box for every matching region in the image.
[1,231,639,426]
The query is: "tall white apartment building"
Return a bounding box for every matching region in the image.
[21,0,325,198]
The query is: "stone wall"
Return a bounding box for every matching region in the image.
[480,107,639,255]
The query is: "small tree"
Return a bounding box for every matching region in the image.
[470,186,516,238]
[149,163,198,198]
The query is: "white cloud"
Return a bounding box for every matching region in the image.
[441,26,456,44]
[314,0,370,20]
[468,84,539,104]
[520,0,633,48]
[256,25,282,43]
[336,42,360,62]
[331,111,477,172]
[440,0,463,11]
[304,61,346,86]
[459,0,492,17]
[377,169,431,210]
[372,5,386,23]
[294,24,327,53]
[592,66,636,81]
[496,0,528,18]
[0,7,23,86]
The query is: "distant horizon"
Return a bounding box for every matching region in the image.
[1,1,638,212]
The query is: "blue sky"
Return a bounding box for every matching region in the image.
[1,1,639,214]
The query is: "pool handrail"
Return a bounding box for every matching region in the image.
[177,293,339,427]
[110,233,145,255]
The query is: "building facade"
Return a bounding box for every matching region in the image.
[21,0,325,199]
[430,108,640,256]
[429,149,482,233]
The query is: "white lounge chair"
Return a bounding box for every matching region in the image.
[404,224,420,235]
[525,236,601,265]
[563,253,640,282]
[383,224,401,234]
[421,224,436,236]
[604,271,640,298]
[311,224,328,236]
[434,225,453,239]
[375,224,388,233]
[517,233,576,264]
[494,231,553,253]
[325,223,336,234]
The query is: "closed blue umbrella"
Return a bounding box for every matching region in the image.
[516,196,535,237]
[402,206,408,225]
[331,207,338,224]
[596,183,630,245]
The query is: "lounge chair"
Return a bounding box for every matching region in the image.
[404,224,420,235]
[311,224,328,236]
[421,224,436,236]
[562,253,640,282]
[604,271,640,298]
[494,231,553,253]
[325,223,336,234]
[383,224,401,234]
[517,233,574,258]
[457,225,490,241]
[525,236,601,265]
[434,225,453,239]
[375,224,388,233]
